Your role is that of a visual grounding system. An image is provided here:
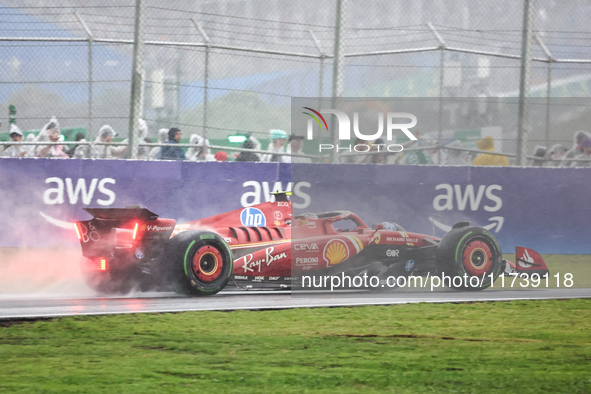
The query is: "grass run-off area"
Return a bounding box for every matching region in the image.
[1,299,590,393]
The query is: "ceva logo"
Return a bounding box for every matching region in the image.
[240,207,266,227]
[302,106,418,153]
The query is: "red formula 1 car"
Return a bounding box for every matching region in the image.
[74,192,549,295]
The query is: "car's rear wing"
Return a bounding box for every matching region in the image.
[83,207,159,221]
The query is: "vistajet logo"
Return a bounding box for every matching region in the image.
[303,107,418,153]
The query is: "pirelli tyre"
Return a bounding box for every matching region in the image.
[167,230,233,296]
[436,225,502,291]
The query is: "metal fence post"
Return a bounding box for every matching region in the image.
[128,0,145,159]
[516,0,535,166]
[75,12,94,137]
[331,0,346,164]
[428,23,446,164]
[192,19,211,141]
[535,33,554,150]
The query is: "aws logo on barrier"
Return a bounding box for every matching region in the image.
[241,181,311,209]
[431,184,504,233]
[41,177,117,229]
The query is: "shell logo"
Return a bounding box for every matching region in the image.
[323,239,349,266]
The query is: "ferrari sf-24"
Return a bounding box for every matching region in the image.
[74,192,549,295]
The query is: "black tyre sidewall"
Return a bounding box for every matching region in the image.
[169,230,233,295]
[437,226,502,290]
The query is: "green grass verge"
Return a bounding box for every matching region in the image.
[1,299,590,393]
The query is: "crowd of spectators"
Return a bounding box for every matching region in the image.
[2,118,590,167]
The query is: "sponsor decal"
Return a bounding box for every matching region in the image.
[518,249,535,268]
[254,276,265,281]
[77,222,100,243]
[277,202,289,207]
[295,257,319,265]
[405,260,415,272]
[323,239,350,266]
[135,247,145,259]
[273,211,283,220]
[269,276,281,281]
[200,234,215,240]
[241,247,287,273]
[386,236,419,243]
[386,249,400,258]
[234,275,249,280]
[372,233,381,244]
[294,243,318,251]
[240,207,266,227]
[144,225,174,232]
[224,237,232,243]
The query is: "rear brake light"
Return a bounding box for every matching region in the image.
[132,222,139,240]
[100,258,107,271]
[74,223,82,240]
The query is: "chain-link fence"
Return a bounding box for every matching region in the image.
[1,0,590,165]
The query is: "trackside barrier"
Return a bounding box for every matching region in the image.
[0,158,588,254]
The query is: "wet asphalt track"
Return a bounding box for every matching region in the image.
[1,288,590,320]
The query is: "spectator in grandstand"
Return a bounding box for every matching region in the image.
[442,140,471,166]
[262,129,289,162]
[186,133,213,161]
[214,151,229,162]
[24,133,36,157]
[561,131,591,167]
[472,136,509,166]
[35,117,69,159]
[109,118,149,159]
[148,128,169,160]
[66,132,86,158]
[570,138,591,167]
[88,125,126,159]
[547,143,567,167]
[529,145,547,167]
[159,127,186,161]
[285,134,311,163]
[2,124,28,158]
[235,136,261,162]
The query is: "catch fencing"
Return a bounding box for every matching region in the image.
[1,0,591,165]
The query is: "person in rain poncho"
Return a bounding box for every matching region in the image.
[91,125,122,159]
[35,117,69,159]
[472,136,509,166]
[546,144,567,167]
[186,133,214,161]
[285,134,311,163]
[262,129,289,162]
[2,124,28,158]
[561,130,591,167]
[570,138,591,167]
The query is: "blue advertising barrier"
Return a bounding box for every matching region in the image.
[0,158,588,254]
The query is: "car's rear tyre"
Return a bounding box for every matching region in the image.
[167,230,233,296]
[437,226,502,290]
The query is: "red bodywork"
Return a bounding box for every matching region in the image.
[166,200,439,278]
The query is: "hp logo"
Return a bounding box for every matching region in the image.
[240,207,266,227]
